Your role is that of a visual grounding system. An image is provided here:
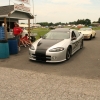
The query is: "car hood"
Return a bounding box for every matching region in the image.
[78,31,91,34]
[32,38,70,50]
[37,39,63,50]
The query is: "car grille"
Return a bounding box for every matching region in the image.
[32,54,51,61]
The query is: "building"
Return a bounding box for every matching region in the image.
[0,4,34,39]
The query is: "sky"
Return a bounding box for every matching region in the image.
[0,0,100,23]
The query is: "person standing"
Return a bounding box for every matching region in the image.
[13,22,23,51]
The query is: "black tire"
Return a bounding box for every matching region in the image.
[80,40,83,49]
[66,48,71,60]
[93,33,96,38]
[89,35,92,40]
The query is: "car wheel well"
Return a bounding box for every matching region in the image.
[67,45,72,55]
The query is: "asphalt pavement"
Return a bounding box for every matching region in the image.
[0,30,100,100]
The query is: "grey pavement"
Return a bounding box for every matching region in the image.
[0,67,100,100]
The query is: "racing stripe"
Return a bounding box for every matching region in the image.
[35,39,62,61]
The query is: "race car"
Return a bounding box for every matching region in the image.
[78,28,96,40]
[29,28,84,63]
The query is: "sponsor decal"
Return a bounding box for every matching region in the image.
[14,3,30,13]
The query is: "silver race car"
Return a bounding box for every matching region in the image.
[29,28,84,63]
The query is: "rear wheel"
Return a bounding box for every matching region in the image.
[80,40,83,49]
[66,47,71,60]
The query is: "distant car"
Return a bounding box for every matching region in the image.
[78,28,96,40]
[29,28,84,63]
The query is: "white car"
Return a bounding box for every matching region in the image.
[29,28,84,63]
[78,28,96,40]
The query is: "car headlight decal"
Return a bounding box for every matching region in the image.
[49,47,64,52]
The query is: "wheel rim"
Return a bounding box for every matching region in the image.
[66,49,70,60]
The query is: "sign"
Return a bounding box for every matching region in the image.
[17,0,30,4]
[14,3,30,13]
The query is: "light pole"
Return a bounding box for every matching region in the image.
[35,15,37,24]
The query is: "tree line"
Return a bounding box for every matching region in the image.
[37,18,100,27]
[21,18,100,26]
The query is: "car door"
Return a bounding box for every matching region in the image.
[74,30,81,49]
[71,31,79,53]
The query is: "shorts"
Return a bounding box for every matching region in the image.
[14,35,20,44]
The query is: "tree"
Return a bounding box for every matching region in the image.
[48,22,54,26]
[98,18,100,23]
[85,19,91,26]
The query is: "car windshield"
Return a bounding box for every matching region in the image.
[42,31,70,39]
[79,28,91,31]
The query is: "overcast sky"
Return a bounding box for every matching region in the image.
[1,0,100,23]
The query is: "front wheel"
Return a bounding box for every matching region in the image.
[93,33,96,38]
[66,48,71,60]
[89,35,92,40]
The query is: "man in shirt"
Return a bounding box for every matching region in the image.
[13,22,23,51]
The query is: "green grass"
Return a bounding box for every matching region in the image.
[92,27,100,30]
[31,28,50,39]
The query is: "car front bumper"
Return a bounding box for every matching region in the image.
[83,35,90,39]
[29,48,66,63]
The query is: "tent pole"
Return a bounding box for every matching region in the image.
[28,19,30,38]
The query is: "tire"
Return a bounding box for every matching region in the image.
[89,35,92,40]
[93,33,96,38]
[66,47,71,60]
[80,40,83,49]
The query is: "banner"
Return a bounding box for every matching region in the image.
[17,0,30,4]
[14,3,30,13]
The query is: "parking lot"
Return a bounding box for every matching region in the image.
[0,30,100,100]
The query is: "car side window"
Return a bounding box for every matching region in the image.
[74,30,80,38]
[71,31,76,38]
